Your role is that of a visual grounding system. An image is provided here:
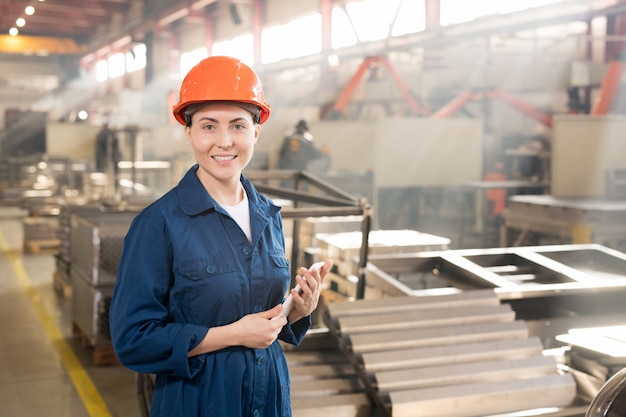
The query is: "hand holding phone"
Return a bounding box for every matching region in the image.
[271,262,325,320]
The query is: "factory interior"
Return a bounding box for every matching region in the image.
[2,0,626,416]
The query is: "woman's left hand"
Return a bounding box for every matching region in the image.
[287,260,333,324]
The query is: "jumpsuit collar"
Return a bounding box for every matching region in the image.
[176,164,281,220]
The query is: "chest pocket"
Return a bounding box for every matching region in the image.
[176,256,241,325]
[268,251,291,286]
[269,252,289,269]
[177,256,237,280]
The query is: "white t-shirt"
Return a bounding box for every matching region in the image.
[222,189,252,243]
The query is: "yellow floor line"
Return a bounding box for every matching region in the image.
[0,231,114,417]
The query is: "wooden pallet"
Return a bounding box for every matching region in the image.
[90,344,120,367]
[23,238,61,255]
[52,270,72,299]
[71,322,119,366]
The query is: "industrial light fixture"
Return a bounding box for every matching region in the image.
[6,2,40,35]
[77,110,89,121]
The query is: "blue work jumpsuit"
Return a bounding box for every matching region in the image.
[109,165,310,417]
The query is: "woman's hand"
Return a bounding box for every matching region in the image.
[234,305,288,349]
[188,261,333,358]
[188,305,287,356]
[288,260,333,324]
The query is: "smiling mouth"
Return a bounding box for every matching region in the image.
[213,155,237,162]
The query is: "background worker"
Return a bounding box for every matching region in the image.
[109,56,332,417]
[95,122,120,172]
[278,119,330,172]
[278,119,330,187]
[94,122,121,192]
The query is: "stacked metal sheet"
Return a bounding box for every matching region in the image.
[299,215,365,249]
[70,210,136,346]
[315,229,450,288]
[55,203,134,287]
[557,325,626,368]
[21,214,61,254]
[503,195,626,250]
[325,290,577,417]
[312,229,450,301]
[55,203,102,286]
[22,215,59,241]
[290,215,364,273]
[282,329,372,417]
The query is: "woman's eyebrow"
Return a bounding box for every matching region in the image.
[196,116,249,124]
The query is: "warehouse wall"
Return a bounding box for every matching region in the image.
[375,118,483,187]
[552,115,626,198]
[0,56,65,128]
[304,118,482,187]
[46,123,100,160]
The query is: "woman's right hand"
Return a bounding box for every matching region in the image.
[188,305,287,357]
[234,304,287,349]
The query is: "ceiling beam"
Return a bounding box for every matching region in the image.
[0,35,86,55]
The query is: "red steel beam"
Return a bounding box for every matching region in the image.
[430,90,479,119]
[431,89,553,127]
[380,56,430,115]
[591,60,625,115]
[333,57,377,112]
[333,56,428,116]
[490,90,553,127]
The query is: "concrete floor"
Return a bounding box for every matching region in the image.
[0,206,141,417]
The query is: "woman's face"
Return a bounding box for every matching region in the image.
[185,102,260,185]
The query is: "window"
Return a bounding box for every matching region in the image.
[96,60,108,82]
[261,14,321,64]
[331,7,358,49]
[344,0,400,42]
[332,0,424,49]
[108,53,125,79]
[126,43,147,73]
[391,0,426,36]
[212,34,254,66]
[441,0,566,26]
[180,47,208,79]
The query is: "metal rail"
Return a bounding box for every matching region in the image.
[246,169,373,299]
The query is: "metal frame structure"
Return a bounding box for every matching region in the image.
[245,169,373,298]
[323,55,431,119]
[363,243,626,301]
[431,89,554,127]
[501,195,626,252]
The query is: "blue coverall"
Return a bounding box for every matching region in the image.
[109,165,310,417]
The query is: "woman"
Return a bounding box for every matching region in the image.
[109,55,331,417]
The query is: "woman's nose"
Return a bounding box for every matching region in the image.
[216,131,233,148]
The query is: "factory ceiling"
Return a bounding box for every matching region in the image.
[0,0,220,55]
[1,1,626,105]
[0,0,132,54]
[0,0,217,100]
[0,0,129,41]
[2,1,626,57]
[0,0,133,100]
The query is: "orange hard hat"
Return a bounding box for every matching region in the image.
[172,56,271,126]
